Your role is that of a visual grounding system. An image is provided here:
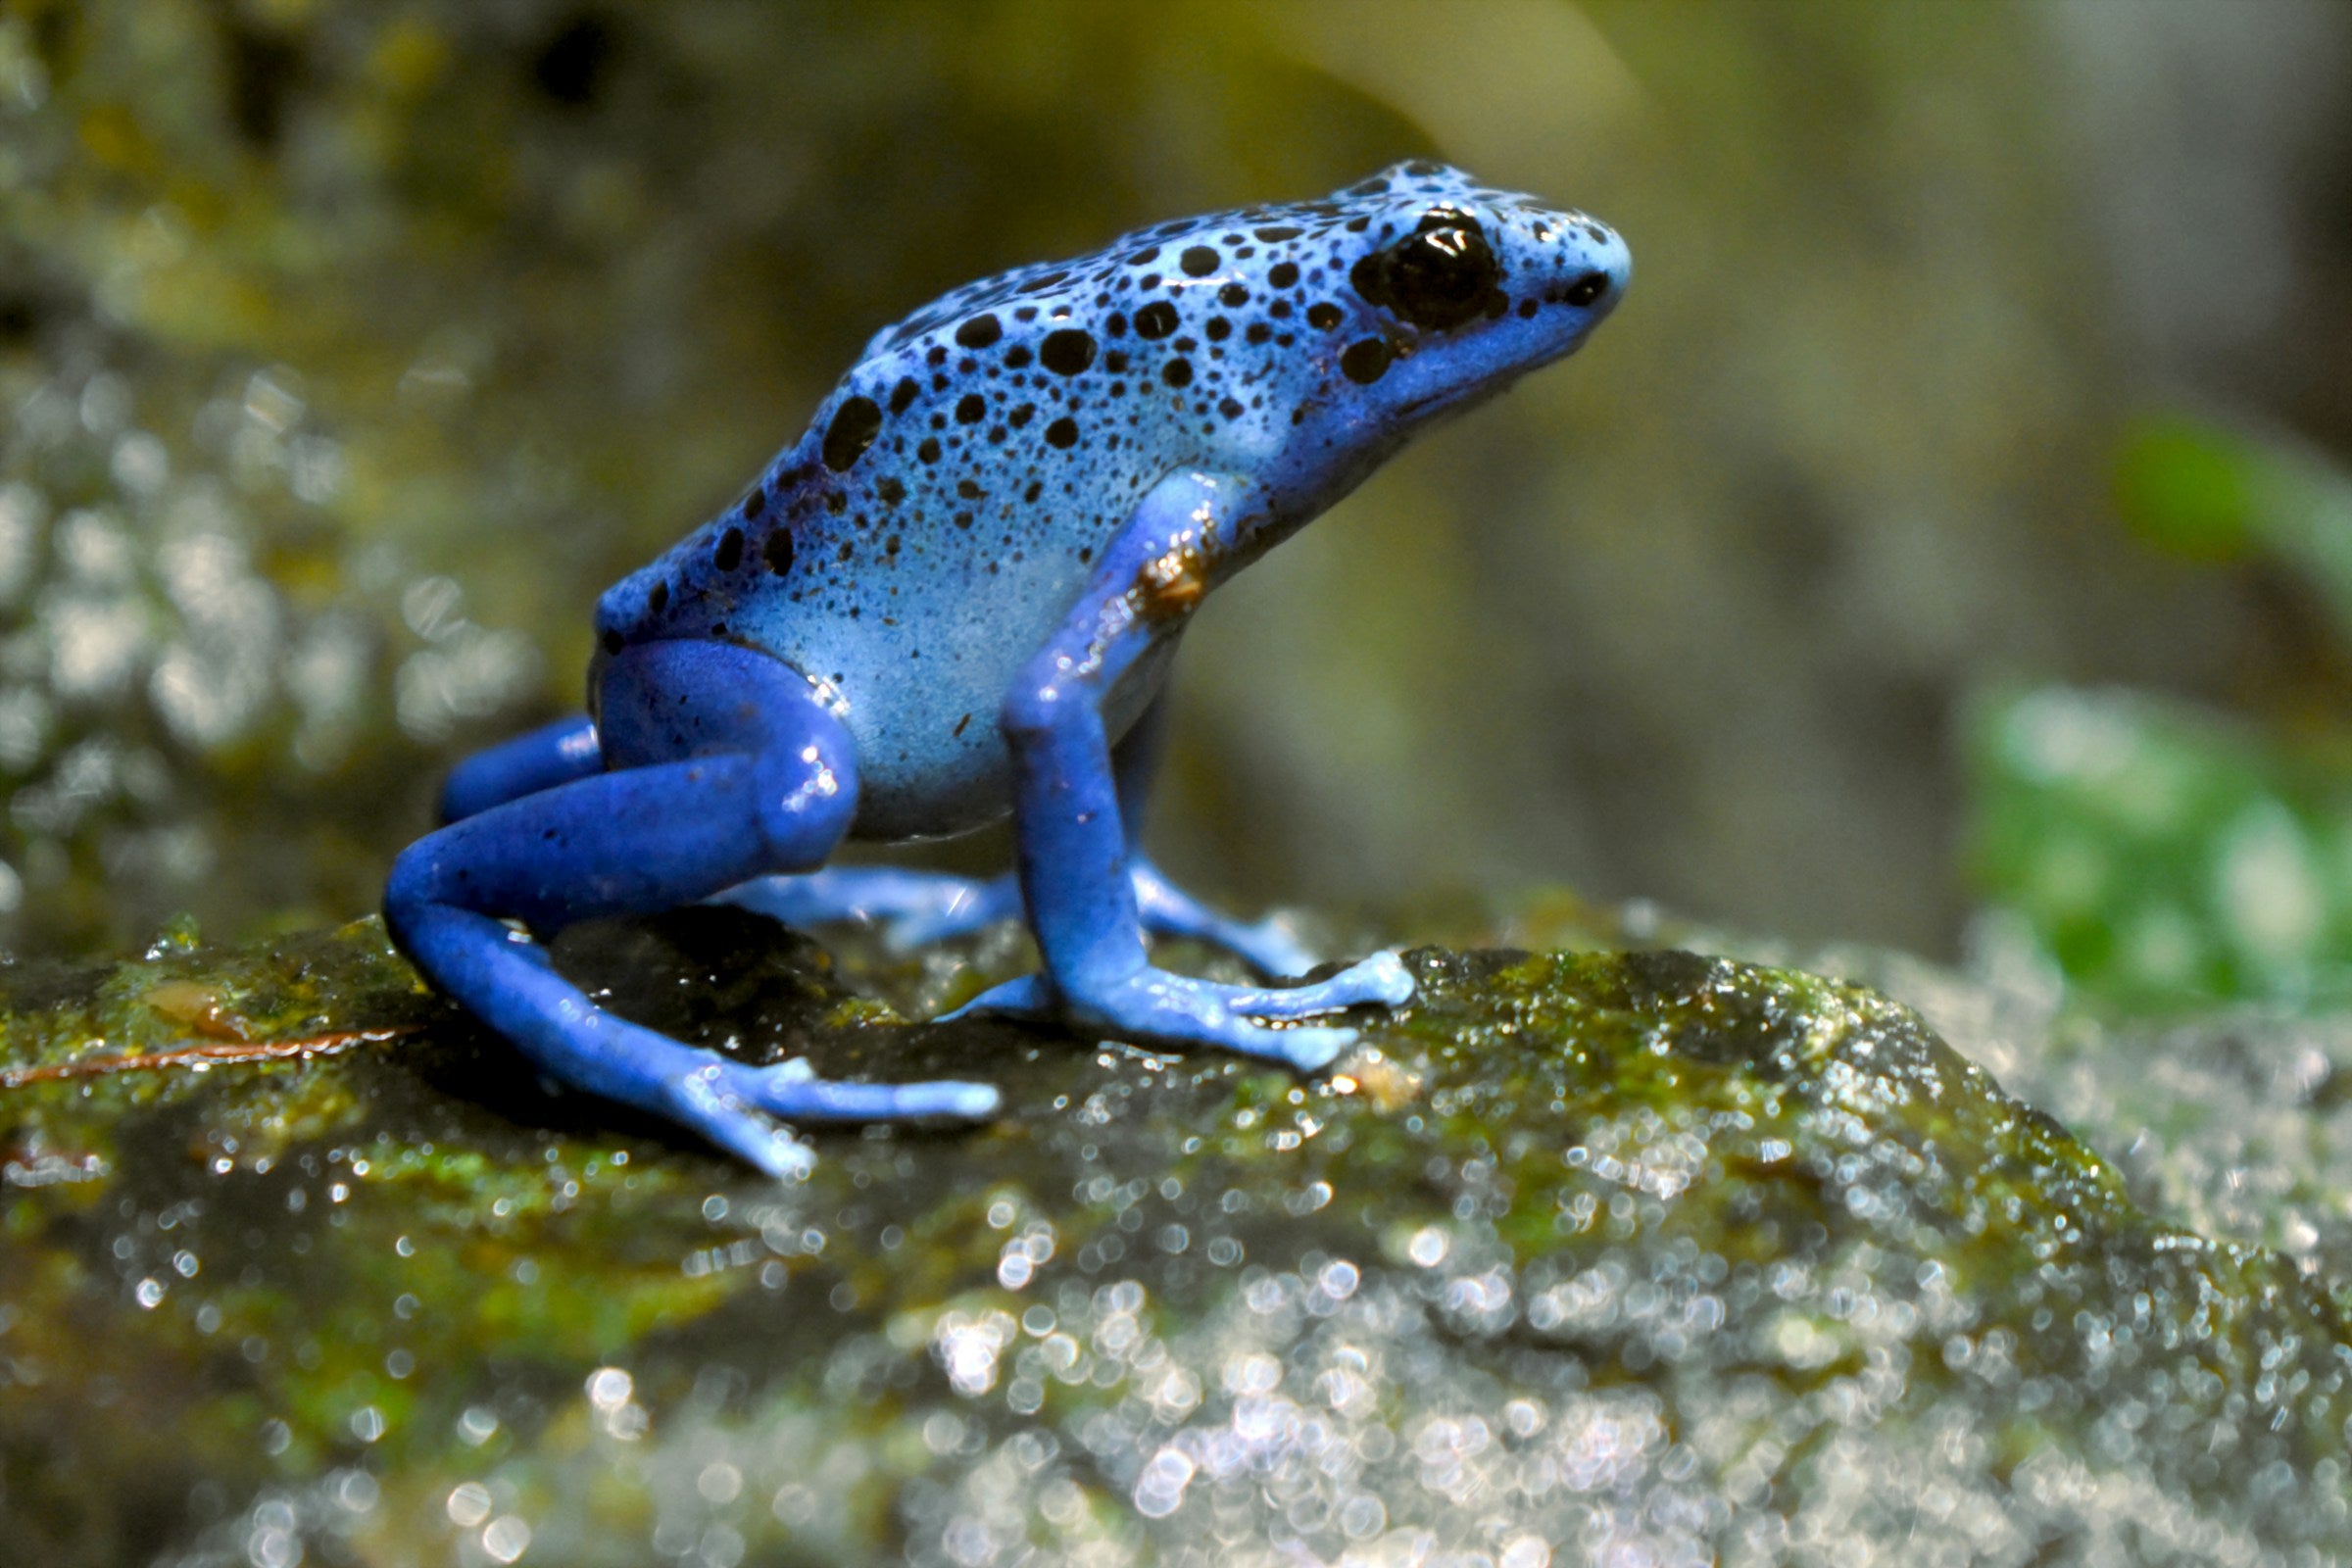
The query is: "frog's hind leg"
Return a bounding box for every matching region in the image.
[438,714,603,822]
[385,641,999,1176]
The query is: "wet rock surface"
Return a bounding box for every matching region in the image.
[4,906,2347,1565]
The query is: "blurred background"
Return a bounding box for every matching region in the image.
[7,0,2352,1015]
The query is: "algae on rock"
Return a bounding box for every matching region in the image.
[3,907,2346,1565]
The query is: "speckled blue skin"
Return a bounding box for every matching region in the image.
[387,163,1629,1175]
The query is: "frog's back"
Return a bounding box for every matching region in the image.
[595,164,1626,838]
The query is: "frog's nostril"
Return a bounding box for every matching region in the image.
[1562,270,1611,309]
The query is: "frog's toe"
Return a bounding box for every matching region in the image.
[881,875,1022,951]
[1054,970,1372,1071]
[668,1068,818,1179]
[1129,858,1323,977]
[941,971,1054,1022]
[1227,950,1416,1019]
[1214,917,1325,981]
[1236,1020,1357,1072]
[1112,996,1358,1072]
[718,867,1015,949]
[661,1060,999,1179]
[714,1059,1002,1123]
[946,958,1396,1070]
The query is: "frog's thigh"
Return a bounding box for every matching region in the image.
[396,642,858,932]
[439,713,603,823]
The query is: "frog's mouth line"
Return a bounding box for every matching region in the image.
[1377,332,1451,422]
[1387,314,1592,423]
[1394,371,1517,425]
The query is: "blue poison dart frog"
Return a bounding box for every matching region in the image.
[385,162,1630,1176]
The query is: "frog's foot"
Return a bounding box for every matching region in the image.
[677,1057,1001,1174]
[722,858,1324,976]
[392,905,1000,1179]
[947,951,1413,1072]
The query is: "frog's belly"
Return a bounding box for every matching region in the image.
[755,594,1174,844]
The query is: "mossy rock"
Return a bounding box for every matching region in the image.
[2,907,2346,1564]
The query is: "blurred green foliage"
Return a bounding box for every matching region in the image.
[1969,682,2352,1010]
[2117,414,2352,634]
[1971,417,2352,1011]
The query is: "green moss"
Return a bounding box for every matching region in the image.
[4,910,2346,1561]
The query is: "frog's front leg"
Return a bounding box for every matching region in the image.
[1106,695,1325,977]
[385,642,999,1176]
[953,471,1414,1070]
[718,694,1322,976]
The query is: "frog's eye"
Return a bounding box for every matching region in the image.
[1562,270,1610,308]
[1350,212,1499,331]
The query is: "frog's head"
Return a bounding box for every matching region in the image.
[1307,162,1628,432]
